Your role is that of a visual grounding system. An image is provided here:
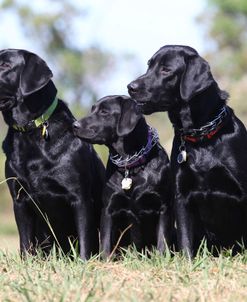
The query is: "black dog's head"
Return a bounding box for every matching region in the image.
[127,45,220,114]
[73,95,142,145]
[0,49,53,111]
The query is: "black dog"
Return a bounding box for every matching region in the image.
[73,95,173,257]
[0,49,105,259]
[128,45,247,257]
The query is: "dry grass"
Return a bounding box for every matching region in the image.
[0,246,246,302]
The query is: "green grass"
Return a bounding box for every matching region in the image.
[0,247,246,302]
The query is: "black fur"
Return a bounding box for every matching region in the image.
[73,95,174,257]
[0,49,105,259]
[128,45,247,257]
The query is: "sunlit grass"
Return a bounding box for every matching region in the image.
[0,246,246,301]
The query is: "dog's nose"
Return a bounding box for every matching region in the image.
[127,81,139,94]
[73,121,81,129]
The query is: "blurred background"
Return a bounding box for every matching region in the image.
[1,0,247,250]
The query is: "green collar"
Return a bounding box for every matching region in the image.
[12,97,58,132]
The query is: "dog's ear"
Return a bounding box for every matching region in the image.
[20,51,53,97]
[180,55,214,101]
[117,97,142,137]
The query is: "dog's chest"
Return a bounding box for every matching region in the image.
[176,153,243,203]
[7,136,80,200]
[105,170,163,217]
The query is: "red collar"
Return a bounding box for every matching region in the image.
[176,106,228,143]
[183,123,224,143]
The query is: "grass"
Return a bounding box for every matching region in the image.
[0,246,246,302]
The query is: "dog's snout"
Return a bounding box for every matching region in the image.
[73,121,81,129]
[127,81,139,94]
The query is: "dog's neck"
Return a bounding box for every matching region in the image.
[2,80,57,126]
[109,118,149,158]
[168,84,227,131]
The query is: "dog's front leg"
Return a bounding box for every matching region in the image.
[7,178,36,257]
[100,209,113,259]
[73,201,99,260]
[157,206,172,253]
[14,201,36,257]
[175,195,194,259]
[130,222,142,251]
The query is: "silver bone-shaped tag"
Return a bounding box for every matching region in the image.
[121,169,132,190]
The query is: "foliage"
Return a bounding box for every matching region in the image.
[200,0,247,79]
[0,0,115,105]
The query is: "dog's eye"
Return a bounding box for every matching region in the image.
[160,66,171,74]
[99,109,108,115]
[0,62,11,69]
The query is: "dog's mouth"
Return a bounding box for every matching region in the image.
[73,123,103,144]
[135,99,170,114]
[74,129,94,140]
[77,135,96,143]
[76,134,104,145]
[136,101,155,115]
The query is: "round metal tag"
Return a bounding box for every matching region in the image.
[177,150,187,164]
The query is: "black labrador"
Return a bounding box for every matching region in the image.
[73,95,173,257]
[0,49,105,259]
[128,45,247,257]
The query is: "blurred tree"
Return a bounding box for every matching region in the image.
[199,0,247,79]
[0,0,115,105]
